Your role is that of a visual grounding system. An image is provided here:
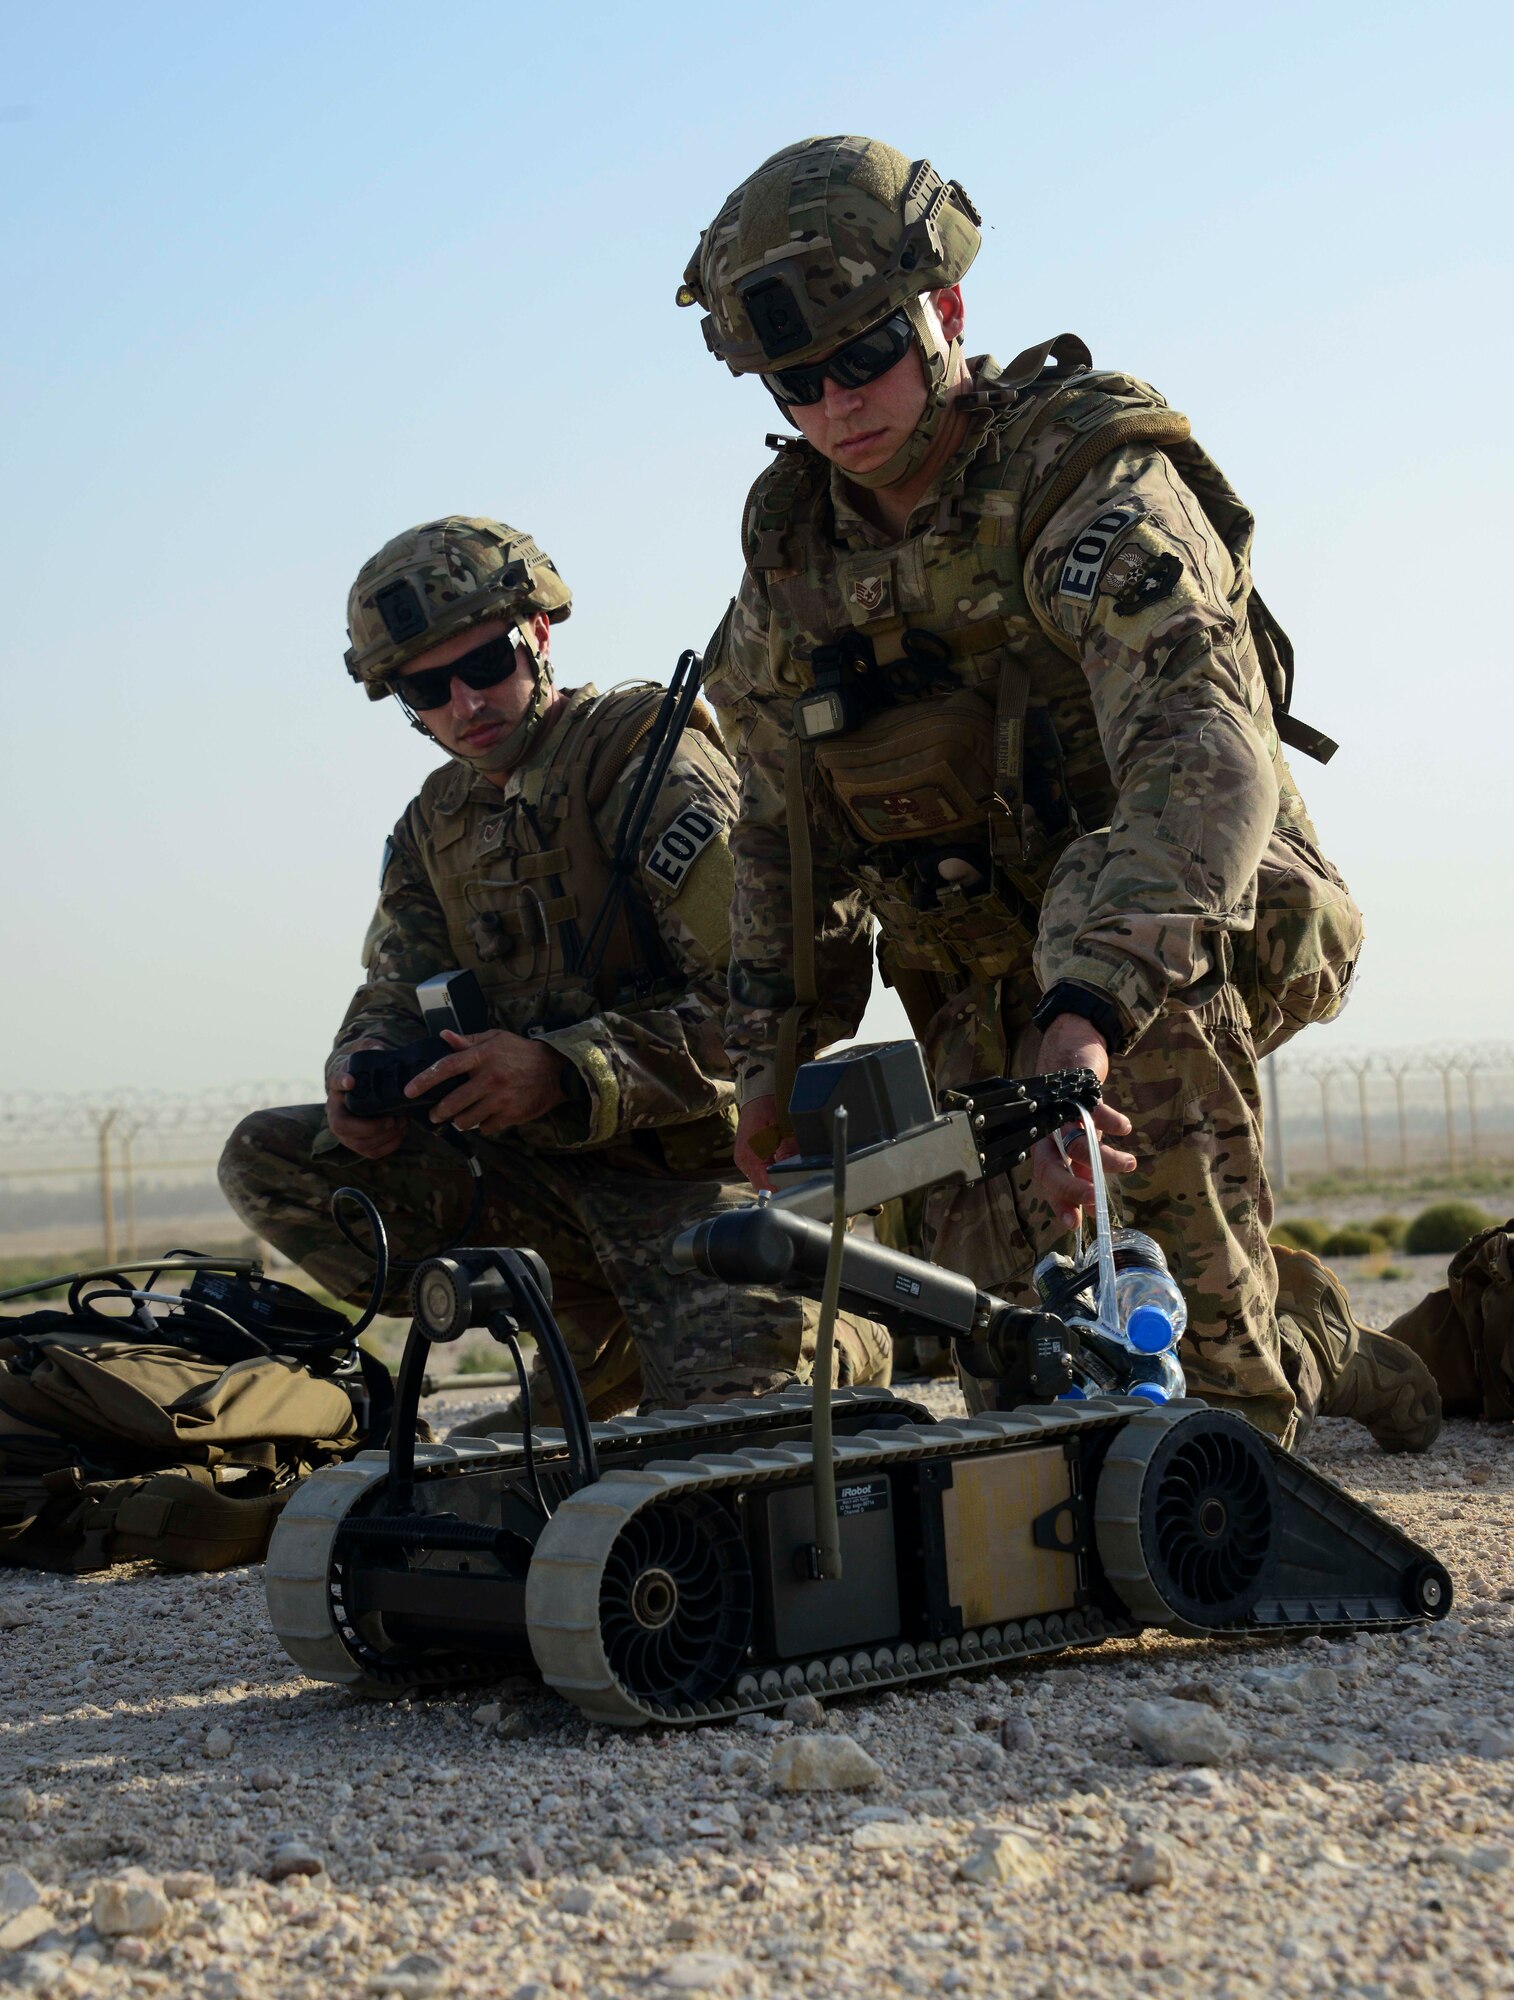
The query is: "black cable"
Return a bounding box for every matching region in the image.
[67,1280,272,1359]
[0,1256,259,1308]
[499,1325,549,1522]
[330,1187,390,1340]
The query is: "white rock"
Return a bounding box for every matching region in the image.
[1474,1724,1514,1760]
[92,1869,170,1937]
[0,1606,30,1632]
[1121,1838,1176,1891]
[0,1867,42,1920]
[1125,1698,1246,1766]
[781,1694,823,1726]
[163,1871,215,1901]
[0,1907,53,1953]
[957,1828,1049,1887]
[717,1747,763,1778]
[1248,1665,1341,1702]
[366,1952,446,1998]
[1431,1842,1510,1876]
[268,1840,324,1880]
[852,1820,937,1851]
[248,1765,282,1792]
[999,1714,1037,1754]
[204,1725,234,1760]
[656,1950,748,1992]
[0,1788,37,1822]
[770,1733,883,1792]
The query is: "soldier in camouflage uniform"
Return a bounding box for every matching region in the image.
[219,516,889,1423]
[678,135,1438,1449]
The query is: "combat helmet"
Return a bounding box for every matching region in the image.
[679,135,981,487]
[345,516,571,771]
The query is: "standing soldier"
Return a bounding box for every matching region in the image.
[220,515,889,1423]
[678,135,1437,1449]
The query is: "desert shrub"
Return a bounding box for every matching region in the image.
[1276,1216,1330,1253]
[1322,1225,1381,1258]
[1404,1201,1495,1256]
[1269,1224,1307,1251]
[1368,1214,1408,1248]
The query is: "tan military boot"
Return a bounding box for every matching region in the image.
[1273,1245,1442,1454]
[1318,1327,1444,1454]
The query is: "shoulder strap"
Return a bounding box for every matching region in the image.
[743,444,828,574]
[1016,401,1193,558]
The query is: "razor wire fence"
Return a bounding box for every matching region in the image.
[0,1081,314,1263]
[1263,1040,1514,1189]
[2,1042,1513,1265]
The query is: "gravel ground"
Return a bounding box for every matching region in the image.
[3,1257,1512,2000]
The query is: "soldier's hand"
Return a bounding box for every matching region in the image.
[326,1040,408,1161]
[1027,1014,1135,1231]
[409,1028,567,1138]
[735,1094,799,1192]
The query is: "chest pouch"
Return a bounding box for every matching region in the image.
[793,628,959,744]
[812,688,997,845]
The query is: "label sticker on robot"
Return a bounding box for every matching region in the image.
[1057,505,1144,602]
[836,1478,890,1518]
[646,805,720,890]
[894,1272,922,1297]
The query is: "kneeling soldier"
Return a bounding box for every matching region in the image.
[220,515,889,1421]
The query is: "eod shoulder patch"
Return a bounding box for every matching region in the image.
[1057,505,1144,603]
[646,804,721,892]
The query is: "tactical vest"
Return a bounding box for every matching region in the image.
[744,345,1328,1035]
[419,684,717,1034]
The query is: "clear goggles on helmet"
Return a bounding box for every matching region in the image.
[390,627,522,712]
[761,307,915,408]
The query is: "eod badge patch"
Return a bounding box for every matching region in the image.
[1058,505,1144,603]
[646,805,720,891]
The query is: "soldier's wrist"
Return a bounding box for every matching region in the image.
[1032,981,1131,1056]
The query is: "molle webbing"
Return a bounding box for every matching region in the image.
[775,734,819,1135]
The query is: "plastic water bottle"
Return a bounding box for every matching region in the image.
[1109,1229,1187,1354]
[1124,1349,1188,1405]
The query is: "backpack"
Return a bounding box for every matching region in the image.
[1384,1220,1514,1421]
[0,1260,384,1572]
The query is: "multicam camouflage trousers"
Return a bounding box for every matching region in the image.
[219,1106,890,1418]
[923,982,1332,1444]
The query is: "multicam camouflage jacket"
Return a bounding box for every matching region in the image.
[333,684,742,1162]
[706,347,1357,1104]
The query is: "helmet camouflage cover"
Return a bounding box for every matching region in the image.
[678,134,980,378]
[345,516,571,700]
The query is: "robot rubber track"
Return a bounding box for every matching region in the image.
[267,1387,1451,1728]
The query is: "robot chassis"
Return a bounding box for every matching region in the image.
[266,1043,1451,1729]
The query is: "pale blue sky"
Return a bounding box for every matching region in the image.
[2,1,1510,1091]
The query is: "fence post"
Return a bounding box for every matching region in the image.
[1387,1060,1410,1173]
[93,1108,118,1263]
[1350,1057,1373,1175]
[1264,1054,1287,1190]
[1436,1061,1458,1171]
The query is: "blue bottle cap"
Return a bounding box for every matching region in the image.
[1126,1379,1171,1404]
[1126,1304,1176,1355]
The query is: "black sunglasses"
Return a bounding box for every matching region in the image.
[762,308,915,408]
[394,628,521,711]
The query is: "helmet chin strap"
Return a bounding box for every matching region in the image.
[841,296,964,493]
[398,626,557,775]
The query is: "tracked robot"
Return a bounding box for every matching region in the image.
[266,1042,1450,1727]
